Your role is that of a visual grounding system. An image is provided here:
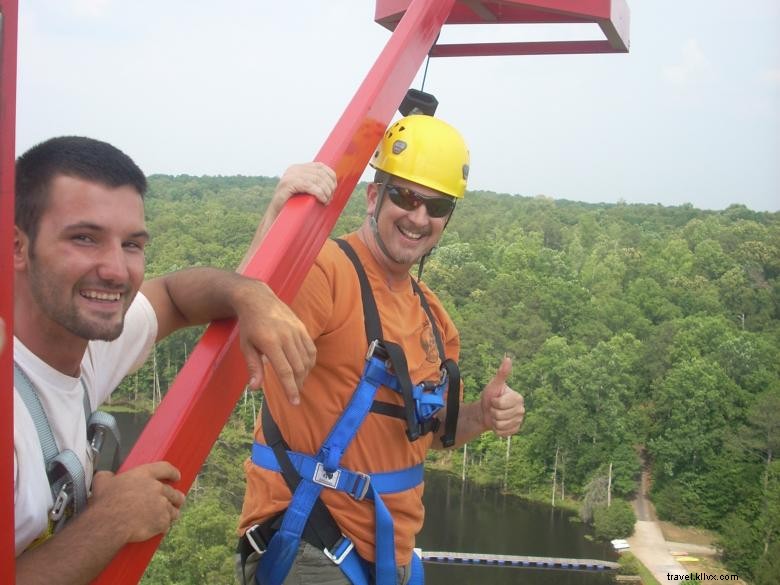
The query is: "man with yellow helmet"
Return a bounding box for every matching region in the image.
[367,115,468,275]
[237,114,525,585]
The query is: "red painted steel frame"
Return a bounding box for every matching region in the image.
[376,0,630,56]
[0,1,18,582]
[95,0,457,581]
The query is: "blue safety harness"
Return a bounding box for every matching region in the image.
[245,239,460,585]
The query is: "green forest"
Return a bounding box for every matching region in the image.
[110,174,780,584]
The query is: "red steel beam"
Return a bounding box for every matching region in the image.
[95,0,456,581]
[0,1,18,582]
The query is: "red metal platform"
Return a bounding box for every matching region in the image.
[376,0,629,56]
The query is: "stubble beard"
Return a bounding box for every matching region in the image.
[372,217,435,267]
[386,226,435,266]
[27,260,130,342]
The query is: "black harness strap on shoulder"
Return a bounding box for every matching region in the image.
[409,279,445,358]
[335,239,383,341]
[336,238,421,440]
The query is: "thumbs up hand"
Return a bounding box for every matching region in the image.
[480,356,525,437]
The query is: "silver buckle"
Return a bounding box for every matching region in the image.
[245,525,266,556]
[352,472,371,501]
[323,537,354,565]
[89,425,107,459]
[313,462,341,489]
[365,339,381,361]
[49,485,70,522]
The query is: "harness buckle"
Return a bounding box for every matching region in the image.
[244,524,267,557]
[323,536,354,566]
[89,424,107,460]
[89,425,106,461]
[313,462,341,489]
[350,472,371,501]
[365,339,388,361]
[49,484,71,522]
[421,380,437,393]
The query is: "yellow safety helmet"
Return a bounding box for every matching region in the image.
[370,115,470,199]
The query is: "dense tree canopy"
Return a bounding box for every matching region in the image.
[115,175,779,583]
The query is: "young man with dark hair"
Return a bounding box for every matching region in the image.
[12,136,336,584]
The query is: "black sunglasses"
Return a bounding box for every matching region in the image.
[384,184,456,218]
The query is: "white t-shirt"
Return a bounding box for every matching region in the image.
[13,292,158,555]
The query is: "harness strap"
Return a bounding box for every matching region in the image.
[258,360,376,584]
[14,362,122,534]
[80,387,122,472]
[336,238,383,341]
[14,363,89,527]
[251,443,424,497]
[409,279,444,358]
[262,406,342,551]
[87,410,122,473]
[257,354,411,585]
[439,359,460,448]
[336,238,460,446]
[335,240,426,441]
[47,450,88,528]
[382,341,422,442]
[14,364,60,464]
[370,400,408,421]
[369,401,440,439]
[409,279,460,447]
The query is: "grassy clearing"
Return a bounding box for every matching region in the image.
[659,521,718,547]
[658,522,748,584]
[618,552,661,585]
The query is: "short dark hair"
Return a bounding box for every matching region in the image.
[15,136,147,245]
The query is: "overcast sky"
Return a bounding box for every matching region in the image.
[15,0,780,212]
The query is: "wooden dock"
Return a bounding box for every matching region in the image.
[420,550,620,572]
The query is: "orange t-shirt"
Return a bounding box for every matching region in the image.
[238,232,460,565]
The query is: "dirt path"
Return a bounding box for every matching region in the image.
[626,469,690,582]
[633,469,655,521]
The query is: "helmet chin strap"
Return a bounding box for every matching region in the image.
[369,188,399,264]
[416,251,430,282]
[368,215,396,263]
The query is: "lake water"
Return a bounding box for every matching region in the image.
[418,470,618,584]
[113,412,618,584]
